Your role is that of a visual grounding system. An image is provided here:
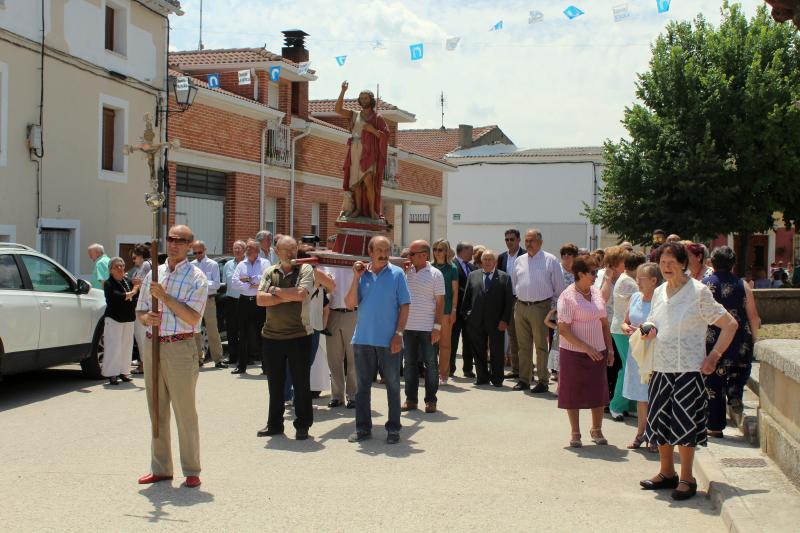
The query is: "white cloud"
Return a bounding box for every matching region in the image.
[170,0,766,148]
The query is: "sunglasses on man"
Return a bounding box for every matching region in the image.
[166,236,192,245]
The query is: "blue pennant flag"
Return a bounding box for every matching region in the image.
[409,43,424,61]
[269,66,281,82]
[657,0,671,14]
[335,55,347,67]
[489,20,503,31]
[207,73,220,89]
[564,6,584,20]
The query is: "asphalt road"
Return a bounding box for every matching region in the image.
[0,363,723,532]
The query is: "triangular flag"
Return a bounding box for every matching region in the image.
[657,0,671,14]
[563,6,584,20]
[335,55,347,66]
[489,20,503,31]
[269,66,281,82]
[529,10,544,24]
[298,61,310,75]
[409,43,424,61]
[613,4,630,22]
[446,37,461,51]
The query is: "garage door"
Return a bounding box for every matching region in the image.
[175,195,224,254]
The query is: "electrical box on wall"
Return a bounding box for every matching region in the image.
[27,124,42,152]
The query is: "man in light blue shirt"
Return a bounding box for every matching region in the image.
[88,243,110,289]
[191,240,226,368]
[345,236,410,444]
[221,240,246,366]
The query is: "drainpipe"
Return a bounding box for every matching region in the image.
[259,122,269,229]
[289,125,312,237]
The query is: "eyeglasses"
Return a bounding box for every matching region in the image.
[166,236,191,245]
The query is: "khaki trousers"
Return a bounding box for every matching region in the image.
[325,310,357,402]
[142,338,201,477]
[507,300,519,373]
[514,300,551,385]
[194,297,223,362]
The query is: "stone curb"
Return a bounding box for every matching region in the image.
[694,448,764,533]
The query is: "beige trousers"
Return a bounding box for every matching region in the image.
[514,300,551,385]
[325,310,357,402]
[142,338,201,477]
[194,297,223,362]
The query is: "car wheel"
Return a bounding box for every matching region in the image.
[80,319,105,379]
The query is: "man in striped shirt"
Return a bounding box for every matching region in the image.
[403,240,445,414]
[136,224,208,489]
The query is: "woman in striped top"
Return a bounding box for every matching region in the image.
[556,255,615,448]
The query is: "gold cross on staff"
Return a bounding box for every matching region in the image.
[123,113,180,204]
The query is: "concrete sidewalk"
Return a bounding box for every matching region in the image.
[0,366,723,532]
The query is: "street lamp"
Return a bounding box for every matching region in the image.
[156,75,198,121]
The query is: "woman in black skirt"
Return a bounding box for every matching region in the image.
[639,242,737,500]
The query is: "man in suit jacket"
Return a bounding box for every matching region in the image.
[451,241,476,377]
[462,250,513,387]
[497,228,525,379]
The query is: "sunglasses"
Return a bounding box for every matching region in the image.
[408,250,426,257]
[166,236,191,245]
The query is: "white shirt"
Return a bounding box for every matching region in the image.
[191,255,221,296]
[647,278,727,373]
[321,266,354,310]
[511,250,566,306]
[610,272,637,334]
[405,262,445,331]
[506,249,521,295]
[259,247,279,265]
[310,285,324,331]
[231,257,271,297]
[222,258,242,298]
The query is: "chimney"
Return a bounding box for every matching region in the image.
[281,29,309,63]
[458,124,473,149]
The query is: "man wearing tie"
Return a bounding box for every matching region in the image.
[497,228,525,378]
[462,250,513,387]
[451,242,476,378]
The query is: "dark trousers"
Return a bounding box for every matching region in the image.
[354,344,401,434]
[403,330,438,404]
[450,314,473,374]
[606,334,623,398]
[706,363,751,431]
[468,322,505,385]
[263,336,313,431]
[237,296,265,372]
[285,330,320,400]
[223,297,240,363]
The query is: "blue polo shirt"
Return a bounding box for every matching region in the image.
[353,263,411,348]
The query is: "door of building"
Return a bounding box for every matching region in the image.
[175,166,226,255]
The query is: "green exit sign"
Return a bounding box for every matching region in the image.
[452,213,461,221]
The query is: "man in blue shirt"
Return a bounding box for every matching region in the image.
[345,235,410,444]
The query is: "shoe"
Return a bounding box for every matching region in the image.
[345,400,356,409]
[531,382,549,394]
[348,431,371,443]
[439,377,448,386]
[491,381,503,388]
[512,382,530,391]
[119,374,132,382]
[463,371,476,378]
[185,476,201,488]
[401,401,418,412]
[640,473,679,490]
[609,409,625,422]
[708,430,724,438]
[590,427,608,445]
[295,428,309,440]
[671,479,698,501]
[231,368,246,374]
[504,371,519,379]
[215,362,229,369]
[222,358,234,365]
[257,426,284,437]
[386,432,400,444]
[569,432,582,448]
[327,399,342,408]
[474,379,489,386]
[138,473,173,485]
[425,402,437,413]
[109,377,120,385]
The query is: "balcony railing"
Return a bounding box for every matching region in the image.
[383,151,399,188]
[265,122,291,168]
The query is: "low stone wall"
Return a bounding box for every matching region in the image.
[753,289,800,324]
[755,339,800,489]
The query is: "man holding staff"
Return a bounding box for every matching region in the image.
[136,224,208,488]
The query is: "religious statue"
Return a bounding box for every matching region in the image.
[335,81,390,220]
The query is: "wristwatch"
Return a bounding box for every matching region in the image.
[395,331,404,337]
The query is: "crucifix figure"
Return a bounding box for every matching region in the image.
[123,112,180,438]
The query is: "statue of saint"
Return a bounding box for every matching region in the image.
[335,81,390,220]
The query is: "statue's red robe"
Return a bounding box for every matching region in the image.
[342,111,390,218]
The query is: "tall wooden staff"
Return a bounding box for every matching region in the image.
[124,113,179,438]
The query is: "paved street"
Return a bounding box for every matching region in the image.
[0,364,723,532]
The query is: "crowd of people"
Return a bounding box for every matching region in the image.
[84,225,763,499]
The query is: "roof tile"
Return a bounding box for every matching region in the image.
[395,126,499,161]
[169,47,298,67]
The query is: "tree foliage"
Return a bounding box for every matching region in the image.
[585,2,800,259]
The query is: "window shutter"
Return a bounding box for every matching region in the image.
[105,6,115,51]
[102,108,115,171]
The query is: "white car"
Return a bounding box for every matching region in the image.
[0,243,106,379]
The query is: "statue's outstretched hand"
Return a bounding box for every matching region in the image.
[341,81,349,92]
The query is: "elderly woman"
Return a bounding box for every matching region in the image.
[686,242,713,281]
[621,263,662,451]
[557,255,615,448]
[432,239,459,385]
[704,246,761,438]
[103,257,138,385]
[639,242,737,501]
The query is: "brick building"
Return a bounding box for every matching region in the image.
[165,31,454,254]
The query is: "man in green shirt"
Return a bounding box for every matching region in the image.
[88,243,110,289]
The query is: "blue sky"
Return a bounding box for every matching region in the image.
[169,1,766,148]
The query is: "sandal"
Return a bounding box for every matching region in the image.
[590,428,608,445]
[647,442,658,453]
[640,472,679,490]
[569,432,582,448]
[627,433,645,449]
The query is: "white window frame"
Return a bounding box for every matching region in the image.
[311,202,320,236]
[268,81,279,109]
[264,197,277,234]
[0,61,8,167]
[36,218,81,276]
[98,93,128,183]
[102,0,129,57]
[0,224,16,243]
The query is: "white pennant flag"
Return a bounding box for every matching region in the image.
[613,4,630,22]
[298,61,310,75]
[238,69,251,85]
[529,10,544,24]
[446,36,461,51]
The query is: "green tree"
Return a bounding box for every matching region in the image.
[585,2,800,274]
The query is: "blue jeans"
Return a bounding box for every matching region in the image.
[403,330,438,404]
[353,344,402,434]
